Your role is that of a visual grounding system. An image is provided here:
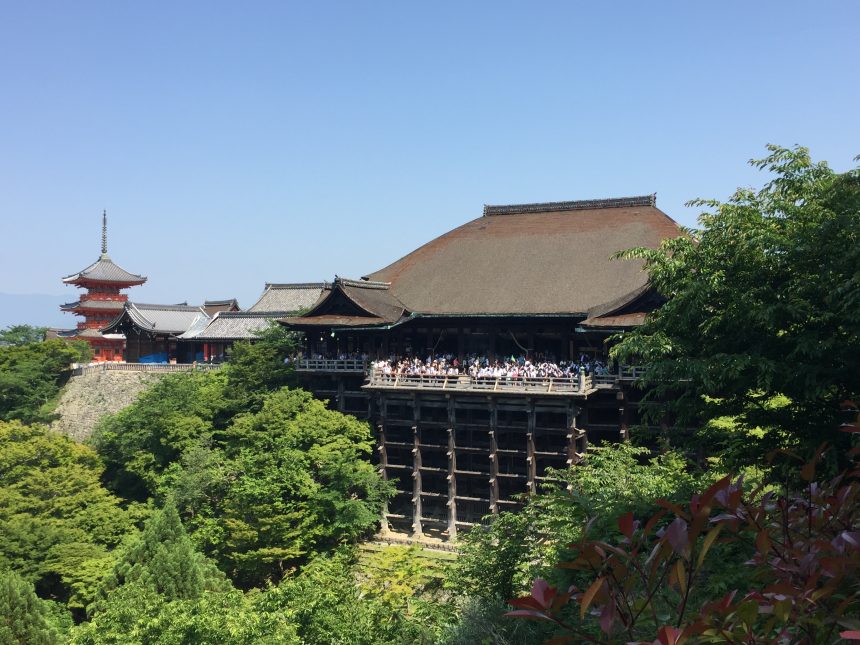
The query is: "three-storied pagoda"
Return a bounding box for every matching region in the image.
[60,212,146,361]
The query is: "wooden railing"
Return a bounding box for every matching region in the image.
[365,370,594,395]
[619,365,647,380]
[296,358,368,372]
[592,373,618,388]
[69,362,222,376]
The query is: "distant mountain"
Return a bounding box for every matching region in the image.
[0,293,75,329]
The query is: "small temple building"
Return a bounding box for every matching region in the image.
[60,212,146,362]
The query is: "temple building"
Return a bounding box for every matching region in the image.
[178,283,328,359]
[101,302,210,363]
[60,212,146,362]
[283,195,682,538]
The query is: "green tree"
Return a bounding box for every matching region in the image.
[451,444,707,603]
[224,322,299,411]
[0,324,48,345]
[0,338,91,423]
[99,499,227,602]
[0,421,137,611]
[217,388,390,587]
[0,569,71,645]
[612,145,860,471]
[72,583,298,645]
[260,550,426,645]
[93,370,227,498]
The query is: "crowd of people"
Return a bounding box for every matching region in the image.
[369,353,611,380]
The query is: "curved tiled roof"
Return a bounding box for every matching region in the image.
[284,278,406,328]
[203,298,240,316]
[180,311,288,341]
[62,254,146,285]
[102,302,209,335]
[247,283,327,313]
[365,196,682,316]
[61,299,126,311]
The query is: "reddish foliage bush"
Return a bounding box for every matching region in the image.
[507,440,860,644]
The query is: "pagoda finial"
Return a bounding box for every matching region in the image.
[101,210,108,256]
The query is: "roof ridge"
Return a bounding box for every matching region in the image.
[131,302,204,311]
[483,194,656,216]
[337,277,390,290]
[215,310,291,318]
[264,282,329,289]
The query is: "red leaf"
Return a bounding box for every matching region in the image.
[700,475,732,506]
[665,517,689,555]
[619,511,634,538]
[580,576,604,619]
[657,625,683,645]
[840,630,860,641]
[599,601,616,634]
[504,609,553,621]
[656,499,690,520]
[530,578,556,609]
[507,596,545,611]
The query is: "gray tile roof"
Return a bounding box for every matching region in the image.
[103,302,210,335]
[247,283,327,313]
[180,311,287,341]
[62,254,147,285]
[203,298,240,317]
[61,299,126,311]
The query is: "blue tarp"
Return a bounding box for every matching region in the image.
[139,352,169,364]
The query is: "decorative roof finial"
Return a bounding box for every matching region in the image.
[101,210,108,256]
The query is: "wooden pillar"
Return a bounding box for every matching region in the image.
[446,396,457,539]
[488,324,497,359]
[562,326,572,361]
[336,378,345,412]
[527,399,537,494]
[412,394,423,538]
[566,401,584,465]
[457,326,465,361]
[377,395,390,534]
[489,398,500,513]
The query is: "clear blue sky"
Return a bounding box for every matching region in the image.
[1,1,857,317]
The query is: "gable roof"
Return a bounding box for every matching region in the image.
[102,302,209,335]
[365,195,681,317]
[247,283,328,313]
[179,311,287,341]
[203,298,240,316]
[286,278,407,327]
[62,254,147,285]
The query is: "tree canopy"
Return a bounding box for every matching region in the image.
[0,339,91,424]
[612,145,860,469]
[0,324,48,346]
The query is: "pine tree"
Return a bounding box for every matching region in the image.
[103,499,224,601]
[0,569,69,645]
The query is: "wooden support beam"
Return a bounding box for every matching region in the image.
[447,397,457,540]
[376,395,391,534]
[412,394,423,538]
[566,401,583,465]
[336,379,345,412]
[527,399,537,494]
[489,399,500,513]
